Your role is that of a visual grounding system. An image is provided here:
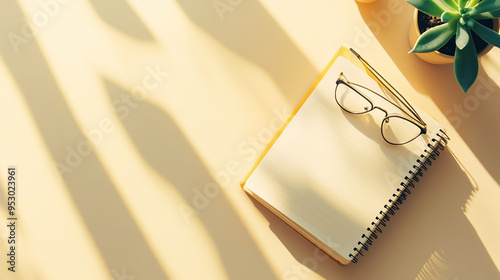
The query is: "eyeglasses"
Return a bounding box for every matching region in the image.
[334,49,427,145]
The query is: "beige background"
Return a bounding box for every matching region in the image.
[0,0,499,279]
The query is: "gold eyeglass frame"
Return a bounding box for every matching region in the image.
[334,48,428,145]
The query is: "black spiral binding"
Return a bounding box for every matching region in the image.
[348,129,450,263]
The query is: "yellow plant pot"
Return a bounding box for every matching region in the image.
[408,9,500,65]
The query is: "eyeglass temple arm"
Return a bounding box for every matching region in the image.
[349,48,426,126]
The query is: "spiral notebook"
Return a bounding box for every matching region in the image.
[240,46,449,265]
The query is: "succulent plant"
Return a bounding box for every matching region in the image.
[408,0,500,93]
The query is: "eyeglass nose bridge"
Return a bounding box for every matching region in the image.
[372,106,389,117]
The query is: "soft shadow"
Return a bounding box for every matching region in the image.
[341,110,382,143]
[103,79,277,280]
[318,88,416,172]
[175,0,318,103]
[339,109,421,169]
[356,0,500,185]
[88,0,155,41]
[0,2,167,279]
[257,150,498,279]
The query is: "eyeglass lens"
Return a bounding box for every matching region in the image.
[335,82,373,114]
[381,116,422,144]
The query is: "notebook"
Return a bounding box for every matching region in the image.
[240,46,449,265]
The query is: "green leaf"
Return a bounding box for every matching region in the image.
[441,10,461,21]
[458,0,467,9]
[454,29,478,93]
[456,22,470,49]
[473,0,500,13]
[468,0,481,7]
[472,9,500,18]
[407,0,447,17]
[410,21,457,53]
[437,0,459,11]
[468,19,500,47]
